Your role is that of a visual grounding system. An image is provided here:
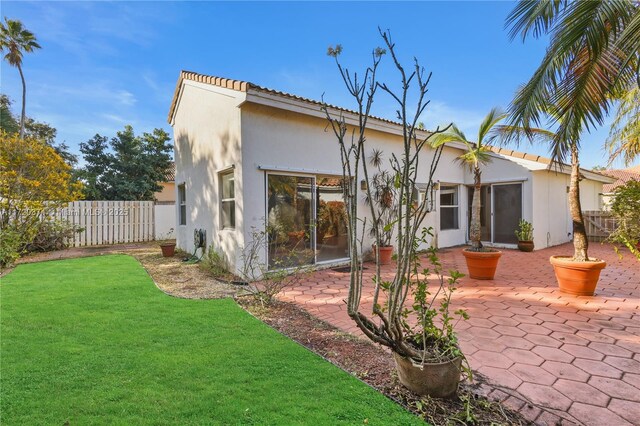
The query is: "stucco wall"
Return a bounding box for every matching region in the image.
[154,182,176,203]
[239,103,468,266]
[172,80,244,270]
[531,170,604,249]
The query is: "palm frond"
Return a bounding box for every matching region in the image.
[477,107,506,145]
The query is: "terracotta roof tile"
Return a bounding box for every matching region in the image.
[600,167,640,192]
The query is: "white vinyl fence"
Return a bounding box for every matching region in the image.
[53,201,158,247]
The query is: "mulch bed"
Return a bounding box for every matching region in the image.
[238,298,531,426]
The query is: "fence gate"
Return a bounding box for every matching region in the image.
[582,210,617,242]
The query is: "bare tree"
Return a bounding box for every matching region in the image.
[322,29,466,364]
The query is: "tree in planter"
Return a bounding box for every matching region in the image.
[323,30,469,397]
[365,149,398,263]
[505,0,639,263]
[431,110,506,252]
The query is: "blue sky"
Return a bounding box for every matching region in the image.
[2,1,630,168]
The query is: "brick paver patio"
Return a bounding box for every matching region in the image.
[280,243,639,425]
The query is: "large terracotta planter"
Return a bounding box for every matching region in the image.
[517,240,534,252]
[462,248,502,280]
[549,256,606,296]
[393,353,462,398]
[373,245,393,265]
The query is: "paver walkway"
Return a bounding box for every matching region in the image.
[280,243,640,426]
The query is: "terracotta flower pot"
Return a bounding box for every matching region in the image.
[517,240,534,252]
[462,248,502,280]
[160,243,176,257]
[393,353,462,398]
[549,256,606,296]
[373,245,393,265]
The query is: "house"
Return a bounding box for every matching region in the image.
[598,165,640,210]
[167,70,613,276]
[153,162,177,239]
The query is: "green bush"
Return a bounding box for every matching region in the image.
[609,180,640,260]
[26,220,83,253]
[0,225,25,268]
[201,245,231,278]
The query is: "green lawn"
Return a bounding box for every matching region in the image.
[1,255,421,425]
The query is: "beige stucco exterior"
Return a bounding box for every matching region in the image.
[169,72,611,275]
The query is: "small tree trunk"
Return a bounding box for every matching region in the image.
[569,143,589,261]
[18,64,26,139]
[470,167,482,250]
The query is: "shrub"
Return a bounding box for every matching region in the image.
[0,225,25,268]
[608,180,640,260]
[25,220,83,253]
[201,245,232,278]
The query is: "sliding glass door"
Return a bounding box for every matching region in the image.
[267,173,348,269]
[493,184,522,244]
[267,175,313,268]
[467,183,522,245]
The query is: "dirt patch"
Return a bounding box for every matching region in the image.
[238,298,531,425]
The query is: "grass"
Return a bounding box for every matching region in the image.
[1,255,421,425]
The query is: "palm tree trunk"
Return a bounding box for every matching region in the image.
[470,167,482,250]
[569,142,589,261]
[18,63,26,139]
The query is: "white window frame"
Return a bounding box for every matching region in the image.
[439,184,459,230]
[178,183,186,226]
[219,169,235,230]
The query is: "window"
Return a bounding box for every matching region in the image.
[440,185,459,230]
[178,184,186,226]
[220,170,235,229]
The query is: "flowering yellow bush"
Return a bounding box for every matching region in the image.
[0,131,82,265]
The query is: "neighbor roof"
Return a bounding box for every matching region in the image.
[162,162,175,182]
[600,166,640,192]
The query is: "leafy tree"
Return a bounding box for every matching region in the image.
[606,85,640,166]
[0,18,41,138]
[0,131,82,265]
[504,0,640,262]
[608,180,640,260]
[0,94,77,165]
[79,125,172,200]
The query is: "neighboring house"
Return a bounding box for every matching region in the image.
[154,162,177,239]
[599,165,640,210]
[167,70,613,276]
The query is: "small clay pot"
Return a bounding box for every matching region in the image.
[373,245,393,265]
[160,243,176,257]
[517,240,534,252]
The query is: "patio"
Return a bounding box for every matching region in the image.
[280,243,640,426]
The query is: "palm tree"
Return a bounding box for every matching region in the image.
[606,85,640,166]
[504,0,640,262]
[431,108,505,251]
[0,18,41,139]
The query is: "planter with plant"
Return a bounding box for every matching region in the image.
[157,228,176,257]
[433,109,506,280]
[323,30,469,398]
[515,219,534,252]
[366,150,398,265]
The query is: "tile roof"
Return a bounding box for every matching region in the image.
[168,70,413,127]
[162,162,175,182]
[167,70,611,181]
[600,166,640,192]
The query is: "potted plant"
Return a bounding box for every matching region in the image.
[157,228,176,257]
[366,149,397,265]
[324,30,469,398]
[432,109,506,279]
[515,219,534,252]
